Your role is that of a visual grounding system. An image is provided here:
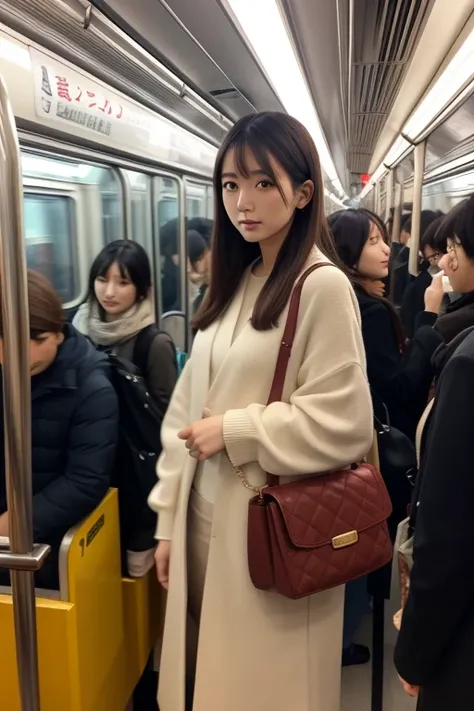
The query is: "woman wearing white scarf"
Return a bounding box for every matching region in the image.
[74,240,177,581]
[73,240,177,416]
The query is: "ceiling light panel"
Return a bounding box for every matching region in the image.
[225,0,347,200]
[404,27,474,141]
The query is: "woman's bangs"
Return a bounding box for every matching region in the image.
[115,255,131,281]
[95,250,130,281]
[230,136,286,203]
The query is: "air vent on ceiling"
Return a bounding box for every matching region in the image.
[349,0,435,174]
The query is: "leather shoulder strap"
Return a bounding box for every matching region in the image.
[267,262,333,405]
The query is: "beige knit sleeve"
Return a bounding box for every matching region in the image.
[148,359,192,540]
[223,268,373,476]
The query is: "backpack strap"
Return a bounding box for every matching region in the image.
[133,325,160,377]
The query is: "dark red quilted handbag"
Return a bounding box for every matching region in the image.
[235,263,393,599]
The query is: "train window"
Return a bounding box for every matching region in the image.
[186,182,207,220]
[158,198,178,227]
[206,184,214,218]
[23,194,79,303]
[100,170,123,243]
[123,170,153,254]
[21,151,124,247]
[155,176,181,314]
[422,171,474,214]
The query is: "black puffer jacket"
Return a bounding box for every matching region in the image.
[0,324,118,588]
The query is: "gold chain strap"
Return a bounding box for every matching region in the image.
[227,455,267,498]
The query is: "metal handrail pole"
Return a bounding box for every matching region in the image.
[0,74,41,711]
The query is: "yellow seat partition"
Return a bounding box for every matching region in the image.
[122,569,166,685]
[0,488,163,711]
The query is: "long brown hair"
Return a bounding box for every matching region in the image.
[193,112,342,331]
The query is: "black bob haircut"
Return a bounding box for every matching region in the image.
[87,240,152,317]
[188,217,213,246]
[435,195,474,260]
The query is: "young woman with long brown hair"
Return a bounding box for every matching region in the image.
[148,112,373,711]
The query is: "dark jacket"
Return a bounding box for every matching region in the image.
[390,243,412,306]
[356,287,443,440]
[434,290,474,344]
[193,283,208,315]
[161,257,180,312]
[400,267,432,340]
[394,328,474,710]
[192,284,208,338]
[0,324,118,589]
[111,329,177,421]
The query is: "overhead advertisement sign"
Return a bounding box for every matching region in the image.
[29,47,151,147]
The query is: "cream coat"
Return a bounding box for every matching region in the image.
[148,249,373,711]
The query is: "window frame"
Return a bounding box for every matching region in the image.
[22,186,84,309]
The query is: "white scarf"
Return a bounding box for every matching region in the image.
[73,298,155,347]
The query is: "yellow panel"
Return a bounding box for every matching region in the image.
[0,595,78,711]
[122,570,166,686]
[0,490,164,711]
[66,489,126,711]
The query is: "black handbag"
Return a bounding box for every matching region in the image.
[372,393,416,539]
[368,391,416,600]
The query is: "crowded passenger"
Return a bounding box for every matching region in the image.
[187,218,212,315]
[329,208,441,664]
[0,270,118,590]
[394,208,474,709]
[432,195,474,344]
[73,239,177,578]
[187,229,210,310]
[73,239,177,419]
[160,218,181,312]
[391,210,442,306]
[400,212,446,339]
[188,216,213,245]
[329,208,444,441]
[149,111,374,711]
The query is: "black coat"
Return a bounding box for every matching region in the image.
[356,287,443,440]
[390,243,412,306]
[0,324,118,588]
[400,267,431,340]
[394,328,474,710]
[434,290,474,344]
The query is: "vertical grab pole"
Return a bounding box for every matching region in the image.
[392,173,402,243]
[408,141,426,278]
[384,169,394,225]
[0,75,41,710]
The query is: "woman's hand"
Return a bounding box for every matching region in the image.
[179,415,225,461]
[361,278,385,298]
[424,273,444,314]
[155,540,171,590]
[398,675,420,698]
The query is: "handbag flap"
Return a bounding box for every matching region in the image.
[266,463,392,549]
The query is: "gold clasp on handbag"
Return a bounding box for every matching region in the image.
[332,530,359,550]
